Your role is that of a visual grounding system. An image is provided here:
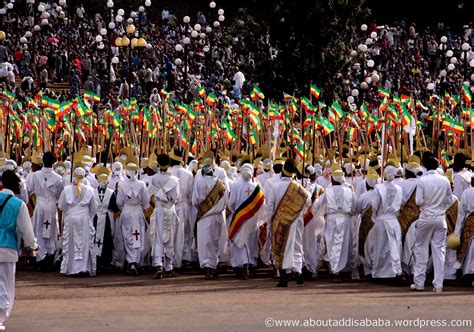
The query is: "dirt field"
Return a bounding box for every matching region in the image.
[6,268,474,331]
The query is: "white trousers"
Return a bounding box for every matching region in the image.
[0,263,15,326]
[413,218,447,289]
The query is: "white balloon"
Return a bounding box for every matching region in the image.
[470,59,474,68]
[347,96,355,103]
[100,28,107,36]
[370,31,377,39]
[108,22,116,29]
[175,58,182,66]
[440,36,447,43]
[117,9,125,16]
[20,37,27,44]
[360,82,368,89]
[25,31,32,38]
[367,59,375,68]
[209,2,216,9]
[112,56,119,64]
[361,24,367,31]
[115,15,123,23]
[351,89,359,97]
[350,50,357,57]
[183,16,190,24]
[446,50,453,57]
[203,46,209,52]
[95,35,103,42]
[371,73,380,82]
[7,3,13,9]
[450,57,457,64]
[191,30,198,38]
[427,83,435,90]
[218,15,225,22]
[218,9,224,16]
[194,24,201,31]
[175,44,183,52]
[447,63,455,71]
[440,69,447,77]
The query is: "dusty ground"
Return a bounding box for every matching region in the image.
[6,268,474,331]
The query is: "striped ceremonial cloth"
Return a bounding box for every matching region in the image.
[228,185,264,242]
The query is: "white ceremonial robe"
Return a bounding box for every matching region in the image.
[454,187,474,275]
[26,168,64,262]
[371,182,403,278]
[58,184,97,276]
[259,173,281,265]
[148,172,180,271]
[413,170,456,290]
[303,184,325,274]
[228,178,263,267]
[256,171,272,187]
[453,169,471,200]
[267,177,310,273]
[193,175,227,269]
[312,184,356,274]
[116,178,150,265]
[108,174,123,191]
[169,165,194,266]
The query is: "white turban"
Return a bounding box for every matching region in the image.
[384,165,397,182]
[240,163,254,181]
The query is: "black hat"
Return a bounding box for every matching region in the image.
[282,158,297,177]
[157,154,170,169]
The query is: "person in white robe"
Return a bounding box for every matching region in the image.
[0,170,37,330]
[259,159,284,266]
[108,161,124,191]
[256,157,273,187]
[192,164,227,279]
[302,181,325,278]
[453,174,474,278]
[169,150,194,268]
[93,167,120,271]
[370,166,403,278]
[25,151,64,270]
[228,164,264,279]
[116,157,150,275]
[312,164,356,282]
[452,153,471,200]
[411,153,456,292]
[109,162,126,269]
[266,159,310,287]
[58,167,97,276]
[149,154,180,279]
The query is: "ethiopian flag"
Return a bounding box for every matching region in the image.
[250,85,265,100]
[206,92,217,105]
[442,116,464,135]
[378,87,391,99]
[310,84,320,99]
[330,101,344,119]
[84,91,100,103]
[462,85,472,104]
[198,86,206,99]
[222,120,236,142]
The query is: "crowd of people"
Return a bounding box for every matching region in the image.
[0,1,474,331]
[0,1,257,105]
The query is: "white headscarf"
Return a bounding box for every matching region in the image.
[384,165,397,182]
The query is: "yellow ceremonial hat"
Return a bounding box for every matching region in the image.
[366,167,378,181]
[125,155,139,171]
[331,163,344,177]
